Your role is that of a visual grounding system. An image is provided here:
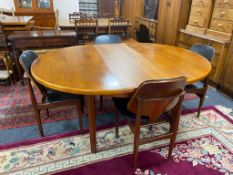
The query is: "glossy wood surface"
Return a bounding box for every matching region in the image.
[0,15,33,25]
[31,43,211,96]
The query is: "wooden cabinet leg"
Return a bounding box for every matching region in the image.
[87,95,97,153]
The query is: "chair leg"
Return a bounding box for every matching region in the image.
[77,100,84,134]
[133,119,141,169]
[168,133,176,159]
[34,109,44,137]
[115,111,120,138]
[99,96,103,110]
[197,93,206,118]
[45,109,50,119]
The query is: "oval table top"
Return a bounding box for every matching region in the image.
[31,43,212,95]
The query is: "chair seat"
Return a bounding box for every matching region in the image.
[185,83,199,90]
[45,90,83,103]
[112,97,149,121]
[0,70,11,79]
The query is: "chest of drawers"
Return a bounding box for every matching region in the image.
[186,0,213,34]
[207,0,233,39]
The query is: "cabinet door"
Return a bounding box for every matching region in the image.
[36,0,53,11]
[98,0,115,18]
[16,0,33,9]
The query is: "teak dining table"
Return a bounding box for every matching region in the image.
[31,43,212,153]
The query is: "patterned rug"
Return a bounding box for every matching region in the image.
[0,83,198,130]
[0,106,232,175]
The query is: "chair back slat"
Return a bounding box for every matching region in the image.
[109,18,129,35]
[127,77,186,122]
[190,44,215,62]
[75,18,98,34]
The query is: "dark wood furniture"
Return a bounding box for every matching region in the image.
[19,50,84,136]
[0,14,34,31]
[98,0,115,18]
[75,18,98,34]
[30,43,212,153]
[109,18,130,36]
[185,44,215,118]
[113,77,186,168]
[60,18,131,35]
[14,0,55,28]
[7,30,77,84]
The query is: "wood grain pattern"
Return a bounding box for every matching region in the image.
[0,15,33,25]
[31,43,211,96]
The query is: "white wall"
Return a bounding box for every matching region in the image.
[54,0,79,20]
[0,0,15,10]
[0,0,79,20]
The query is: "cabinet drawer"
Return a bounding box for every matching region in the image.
[188,15,206,27]
[212,8,233,20]
[215,0,233,8]
[190,6,207,17]
[192,0,210,7]
[210,19,233,33]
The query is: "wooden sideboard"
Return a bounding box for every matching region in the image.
[178,29,230,86]
[178,0,233,88]
[8,30,78,84]
[135,16,157,42]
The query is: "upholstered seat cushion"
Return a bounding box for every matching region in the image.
[185,84,199,90]
[0,70,11,79]
[112,97,149,121]
[45,89,83,103]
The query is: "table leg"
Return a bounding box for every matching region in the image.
[87,95,97,153]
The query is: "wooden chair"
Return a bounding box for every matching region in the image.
[19,50,84,137]
[69,12,86,20]
[75,18,98,34]
[109,18,130,38]
[0,28,14,84]
[185,44,215,118]
[112,77,186,168]
[75,18,98,43]
[94,34,121,44]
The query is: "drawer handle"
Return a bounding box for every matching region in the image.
[193,20,198,23]
[221,11,226,16]
[224,0,229,4]
[197,9,202,14]
[218,24,223,27]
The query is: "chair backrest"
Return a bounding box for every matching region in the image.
[0,28,7,49]
[190,44,215,62]
[19,50,43,93]
[136,24,150,43]
[94,34,121,44]
[127,77,186,123]
[109,18,129,35]
[75,18,98,34]
[69,12,86,20]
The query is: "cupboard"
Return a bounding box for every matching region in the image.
[14,0,55,28]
